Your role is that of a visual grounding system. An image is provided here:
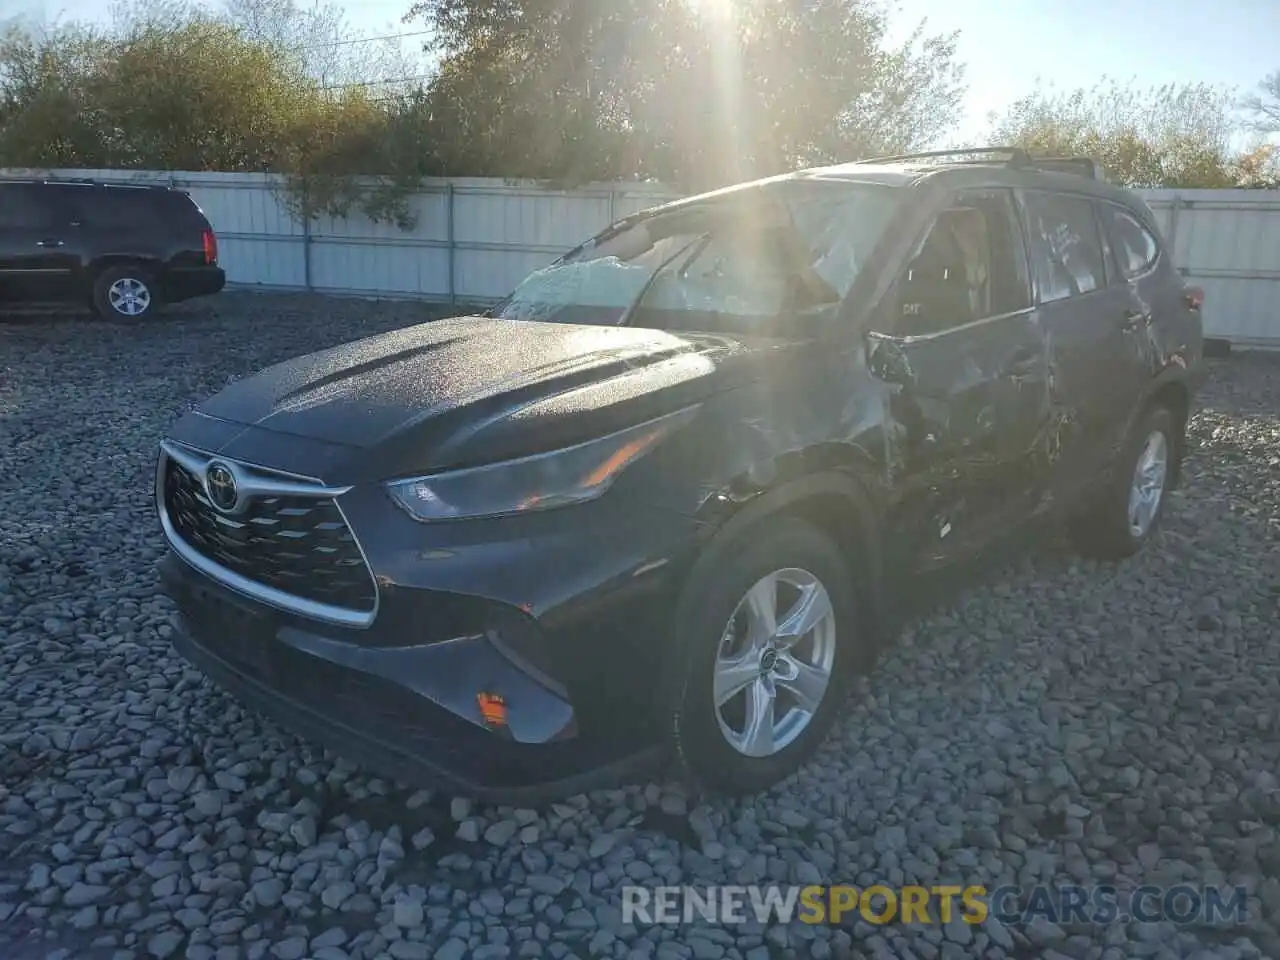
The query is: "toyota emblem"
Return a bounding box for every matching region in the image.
[205,461,239,513]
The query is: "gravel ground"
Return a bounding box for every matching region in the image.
[1,292,1278,960]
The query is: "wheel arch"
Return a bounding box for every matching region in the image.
[1140,372,1193,488]
[674,460,891,683]
[89,255,163,283]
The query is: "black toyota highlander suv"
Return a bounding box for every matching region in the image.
[0,178,225,320]
[156,148,1206,800]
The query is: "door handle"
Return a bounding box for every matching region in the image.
[37,239,65,248]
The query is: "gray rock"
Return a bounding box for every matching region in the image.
[485,819,519,846]
[289,816,317,848]
[322,882,356,910]
[192,791,224,818]
[146,930,185,959]
[394,898,425,927]
[526,874,566,896]
[942,915,972,946]
[272,938,308,960]
[436,939,469,960]
[174,908,207,930]
[312,927,349,950]
[213,772,246,792]
[589,833,619,859]
[63,883,110,907]
[1026,916,1067,945]
[251,878,285,908]
[388,941,430,960]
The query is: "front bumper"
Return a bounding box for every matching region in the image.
[154,420,712,800]
[161,553,667,801]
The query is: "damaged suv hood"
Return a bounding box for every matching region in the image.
[176,315,787,479]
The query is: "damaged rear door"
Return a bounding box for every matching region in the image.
[866,187,1053,569]
[1021,191,1148,499]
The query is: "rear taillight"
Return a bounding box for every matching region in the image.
[1183,285,1204,311]
[202,228,218,266]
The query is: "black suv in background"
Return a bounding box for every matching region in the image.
[156,148,1206,800]
[0,179,225,320]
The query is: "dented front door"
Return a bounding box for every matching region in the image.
[870,308,1052,569]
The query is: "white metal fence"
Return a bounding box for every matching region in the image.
[7,168,1280,348]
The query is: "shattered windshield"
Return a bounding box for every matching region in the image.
[495,181,901,332]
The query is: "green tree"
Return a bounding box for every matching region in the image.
[404,0,966,188]
[989,79,1243,189]
[0,20,109,168]
[0,0,426,223]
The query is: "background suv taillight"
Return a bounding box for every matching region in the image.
[202,228,218,266]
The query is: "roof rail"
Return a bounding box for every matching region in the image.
[1018,156,1106,180]
[852,146,1105,180]
[853,147,1031,166]
[0,175,172,190]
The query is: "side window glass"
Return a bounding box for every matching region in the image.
[891,189,1028,337]
[1023,193,1107,303]
[74,188,157,227]
[0,185,54,229]
[1102,204,1160,279]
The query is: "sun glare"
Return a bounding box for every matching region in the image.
[690,0,735,22]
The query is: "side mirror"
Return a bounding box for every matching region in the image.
[866,333,915,386]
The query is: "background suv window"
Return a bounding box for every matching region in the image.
[0,184,55,229]
[65,186,166,227]
[1100,203,1161,279]
[1023,193,1107,302]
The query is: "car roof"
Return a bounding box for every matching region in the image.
[795,159,1143,205]
[635,154,1153,229]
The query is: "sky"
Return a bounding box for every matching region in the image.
[11,0,1280,142]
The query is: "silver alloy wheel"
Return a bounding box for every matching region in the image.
[713,567,837,758]
[1128,429,1169,538]
[108,277,151,317]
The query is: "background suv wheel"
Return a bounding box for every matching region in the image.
[93,265,160,320]
[669,517,861,795]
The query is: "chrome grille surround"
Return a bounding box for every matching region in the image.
[156,439,378,628]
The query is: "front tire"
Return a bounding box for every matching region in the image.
[92,265,160,321]
[669,518,860,795]
[1070,404,1177,559]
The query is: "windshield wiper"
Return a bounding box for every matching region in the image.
[615,233,709,328]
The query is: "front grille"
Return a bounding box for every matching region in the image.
[162,457,376,613]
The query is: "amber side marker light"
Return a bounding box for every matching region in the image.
[477,693,508,726]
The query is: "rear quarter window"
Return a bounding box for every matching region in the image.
[1022,192,1108,303]
[70,187,161,226]
[1100,203,1161,279]
[65,187,202,230]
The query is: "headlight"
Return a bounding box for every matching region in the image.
[387,406,699,521]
